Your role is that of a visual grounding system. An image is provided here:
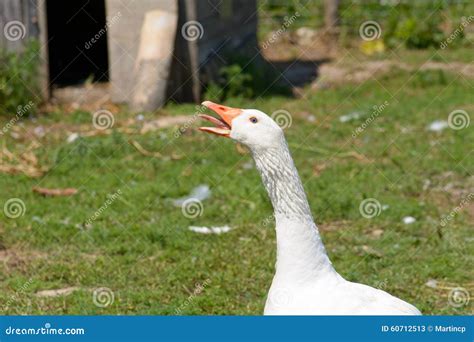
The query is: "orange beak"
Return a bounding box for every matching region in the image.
[198,101,242,137]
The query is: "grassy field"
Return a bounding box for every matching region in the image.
[1,49,473,314]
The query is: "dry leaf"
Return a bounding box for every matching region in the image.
[36,287,81,297]
[0,143,48,178]
[361,245,383,257]
[140,116,190,134]
[181,166,193,177]
[33,187,78,197]
[312,163,327,176]
[170,152,183,160]
[371,229,384,238]
[129,140,163,157]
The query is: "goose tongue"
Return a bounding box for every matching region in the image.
[198,101,242,137]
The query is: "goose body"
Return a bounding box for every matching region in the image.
[199,101,421,315]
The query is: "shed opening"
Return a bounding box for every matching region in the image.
[46,0,109,87]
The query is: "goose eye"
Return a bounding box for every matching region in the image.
[249,117,258,124]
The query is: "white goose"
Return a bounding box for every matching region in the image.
[199,101,421,315]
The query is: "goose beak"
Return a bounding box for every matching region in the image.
[198,101,242,137]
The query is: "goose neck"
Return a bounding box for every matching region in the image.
[251,139,335,280]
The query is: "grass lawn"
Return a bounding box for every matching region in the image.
[0,50,472,315]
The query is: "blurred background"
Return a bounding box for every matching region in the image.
[0,0,472,315]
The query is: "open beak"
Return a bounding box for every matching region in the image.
[198,101,242,137]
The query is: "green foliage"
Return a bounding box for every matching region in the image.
[260,1,473,50]
[260,0,323,29]
[0,40,41,116]
[204,54,289,101]
[384,3,446,49]
[203,82,222,102]
[411,69,448,88]
[220,64,254,98]
[204,62,253,101]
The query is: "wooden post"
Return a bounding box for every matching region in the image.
[324,0,340,33]
[37,0,50,100]
[183,0,200,103]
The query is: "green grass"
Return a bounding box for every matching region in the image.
[0,55,473,315]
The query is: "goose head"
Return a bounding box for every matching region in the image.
[199,101,283,150]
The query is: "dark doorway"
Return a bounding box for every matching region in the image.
[46,0,109,87]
